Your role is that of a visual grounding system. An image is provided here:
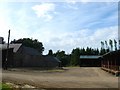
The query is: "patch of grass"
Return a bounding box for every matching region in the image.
[0,83,12,90]
[66,66,80,68]
[47,69,65,72]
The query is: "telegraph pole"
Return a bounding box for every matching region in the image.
[5,30,10,70]
[118,39,120,50]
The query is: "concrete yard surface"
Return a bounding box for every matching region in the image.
[2,67,119,88]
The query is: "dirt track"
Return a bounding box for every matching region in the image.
[2,67,119,88]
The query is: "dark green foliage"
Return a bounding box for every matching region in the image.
[70,48,80,66]
[54,47,101,67]
[11,38,44,54]
[114,39,117,51]
[101,41,104,49]
[60,55,71,67]
[53,50,70,67]
[100,39,118,55]
[48,49,53,56]
[1,37,5,44]
[100,48,106,55]
[109,39,113,51]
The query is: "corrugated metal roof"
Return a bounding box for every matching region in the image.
[44,55,61,63]
[21,46,41,55]
[80,55,101,59]
[0,44,42,55]
[102,50,120,57]
[0,44,22,52]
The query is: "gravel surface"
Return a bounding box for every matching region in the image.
[2,67,119,88]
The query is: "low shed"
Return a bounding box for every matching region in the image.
[80,55,101,67]
[101,50,120,76]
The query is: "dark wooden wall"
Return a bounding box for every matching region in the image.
[80,59,101,67]
[2,48,14,68]
[13,53,60,68]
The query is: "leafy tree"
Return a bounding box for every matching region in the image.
[11,38,44,54]
[96,48,99,55]
[1,37,5,44]
[80,48,85,55]
[54,50,70,67]
[55,50,65,58]
[48,49,53,56]
[114,39,117,51]
[86,47,91,55]
[100,48,106,55]
[100,41,106,55]
[100,39,119,53]
[105,41,107,49]
[105,41,108,50]
[91,48,97,55]
[104,40,110,53]
[101,41,104,49]
[70,48,80,66]
[60,55,71,67]
[109,39,113,51]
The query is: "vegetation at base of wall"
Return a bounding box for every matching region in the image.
[0,83,12,90]
[67,65,80,67]
[47,69,65,72]
[0,82,37,89]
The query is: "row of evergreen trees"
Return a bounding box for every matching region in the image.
[100,39,118,55]
[48,39,119,66]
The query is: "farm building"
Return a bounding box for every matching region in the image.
[101,50,120,76]
[2,48,14,68]
[80,55,101,67]
[0,37,4,44]
[1,44,61,68]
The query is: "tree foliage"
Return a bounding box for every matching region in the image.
[11,38,44,54]
[53,39,118,66]
[53,50,70,67]
[1,37,5,44]
[109,39,113,51]
[48,49,53,56]
[114,39,117,51]
[70,48,80,66]
[53,47,100,67]
[100,39,118,55]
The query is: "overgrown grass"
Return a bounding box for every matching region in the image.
[66,65,80,67]
[47,69,65,72]
[0,83,12,90]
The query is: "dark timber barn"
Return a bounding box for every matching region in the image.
[1,44,61,68]
[1,47,14,68]
[80,55,101,67]
[101,50,120,76]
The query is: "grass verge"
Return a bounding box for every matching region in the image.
[0,83,12,90]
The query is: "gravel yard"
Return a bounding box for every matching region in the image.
[2,67,119,88]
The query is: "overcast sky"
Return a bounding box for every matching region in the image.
[0,0,119,54]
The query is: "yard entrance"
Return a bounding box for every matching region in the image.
[2,67,119,88]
